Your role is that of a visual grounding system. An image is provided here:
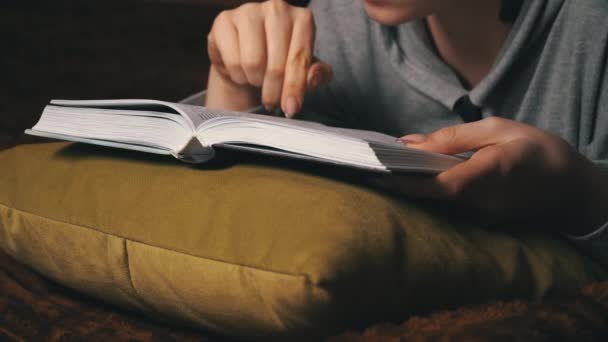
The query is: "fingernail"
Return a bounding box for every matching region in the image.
[398,134,426,145]
[309,72,322,88]
[284,97,299,118]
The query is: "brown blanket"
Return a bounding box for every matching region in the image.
[2,249,608,341]
[0,250,216,341]
[334,285,608,341]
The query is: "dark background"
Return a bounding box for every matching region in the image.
[0,0,307,146]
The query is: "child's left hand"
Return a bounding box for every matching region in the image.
[383,117,608,235]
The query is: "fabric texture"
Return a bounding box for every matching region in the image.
[304,0,608,265]
[0,141,606,340]
[306,0,608,159]
[3,248,608,342]
[0,248,213,341]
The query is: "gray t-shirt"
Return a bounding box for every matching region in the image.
[304,0,608,264]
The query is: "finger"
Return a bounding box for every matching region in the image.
[235,5,266,87]
[213,12,248,85]
[399,117,518,155]
[432,145,504,203]
[306,59,333,89]
[281,8,315,117]
[261,4,292,111]
[207,33,229,77]
[373,145,503,201]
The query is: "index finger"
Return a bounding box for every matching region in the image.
[281,8,315,117]
[261,5,293,112]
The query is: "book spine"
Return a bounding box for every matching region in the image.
[174,137,215,163]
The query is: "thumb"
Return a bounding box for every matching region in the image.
[306,58,333,89]
[398,118,511,155]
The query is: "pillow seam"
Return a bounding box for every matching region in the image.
[0,202,316,281]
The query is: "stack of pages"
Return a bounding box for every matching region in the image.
[27,99,464,174]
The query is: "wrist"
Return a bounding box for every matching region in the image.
[205,65,260,111]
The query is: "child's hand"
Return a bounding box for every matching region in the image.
[205,0,333,117]
[383,117,608,235]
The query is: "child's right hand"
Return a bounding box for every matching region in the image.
[206,0,333,117]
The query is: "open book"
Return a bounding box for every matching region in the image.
[26,99,464,174]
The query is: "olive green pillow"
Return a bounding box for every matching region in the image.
[0,142,605,340]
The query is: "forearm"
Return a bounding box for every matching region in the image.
[205,66,261,111]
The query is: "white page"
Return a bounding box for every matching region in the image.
[40,99,465,172]
[51,99,201,130]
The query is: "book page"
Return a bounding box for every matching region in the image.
[31,103,195,154]
[185,105,403,146]
[48,100,402,147]
[177,104,466,167]
[41,100,464,172]
[51,99,200,131]
[192,105,465,172]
